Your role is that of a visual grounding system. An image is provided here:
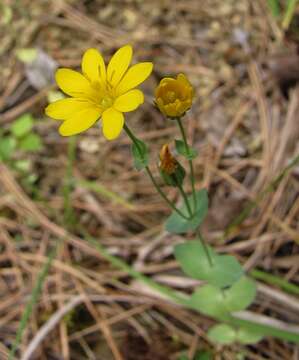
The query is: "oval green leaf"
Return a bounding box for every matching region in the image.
[208,324,236,345]
[236,327,263,344]
[131,138,149,171]
[174,241,243,288]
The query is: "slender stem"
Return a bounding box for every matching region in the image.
[197,229,213,267]
[123,123,139,149]
[123,123,189,220]
[176,117,197,211]
[145,166,189,220]
[175,175,193,217]
[189,160,197,211]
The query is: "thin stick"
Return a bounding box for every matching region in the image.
[21,295,84,360]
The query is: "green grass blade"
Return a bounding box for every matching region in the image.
[282,0,299,29]
[267,0,280,17]
[77,179,135,210]
[251,269,299,296]
[8,246,57,360]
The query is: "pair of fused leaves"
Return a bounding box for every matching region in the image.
[208,324,263,345]
[175,240,259,342]
[175,240,243,288]
[189,276,257,318]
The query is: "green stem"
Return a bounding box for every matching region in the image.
[84,231,299,344]
[189,159,197,211]
[145,166,189,220]
[175,175,193,217]
[197,229,213,267]
[176,117,197,211]
[123,123,189,220]
[123,123,141,151]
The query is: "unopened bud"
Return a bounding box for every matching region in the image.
[159,144,186,187]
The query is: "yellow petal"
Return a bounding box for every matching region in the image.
[82,48,106,83]
[107,45,132,87]
[113,89,144,112]
[59,107,101,136]
[45,98,91,120]
[55,69,91,97]
[116,62,153,95]
[102,107,124,140]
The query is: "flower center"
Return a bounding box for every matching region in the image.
[89,81,115,110]
[100,95,113,109]
[165,90,176,104]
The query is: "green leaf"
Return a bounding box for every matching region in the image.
[208,255,243,288]
[174,240,243,288]
[14,159,31,172]
[174,240,216,279]
[165,189,208,234]
[11,114,34,138]
[0,136,17,160]
[189,284,228,318]
[236,327,263,344]
[189,276,256,318]
[224,276,257,312]
[19,133,43,152]
[175,139,198,160]
[208,324,236,345]
[208,324,263,346]
[131,139,149,170]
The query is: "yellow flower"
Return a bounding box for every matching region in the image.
[45,45,153,140]
[155,73,194,118]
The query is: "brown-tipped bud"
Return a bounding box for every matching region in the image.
[159,144,186,187]
[159,144,177,175]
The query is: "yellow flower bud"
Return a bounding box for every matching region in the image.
[159,144,177,175]
[155,73,194,118]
